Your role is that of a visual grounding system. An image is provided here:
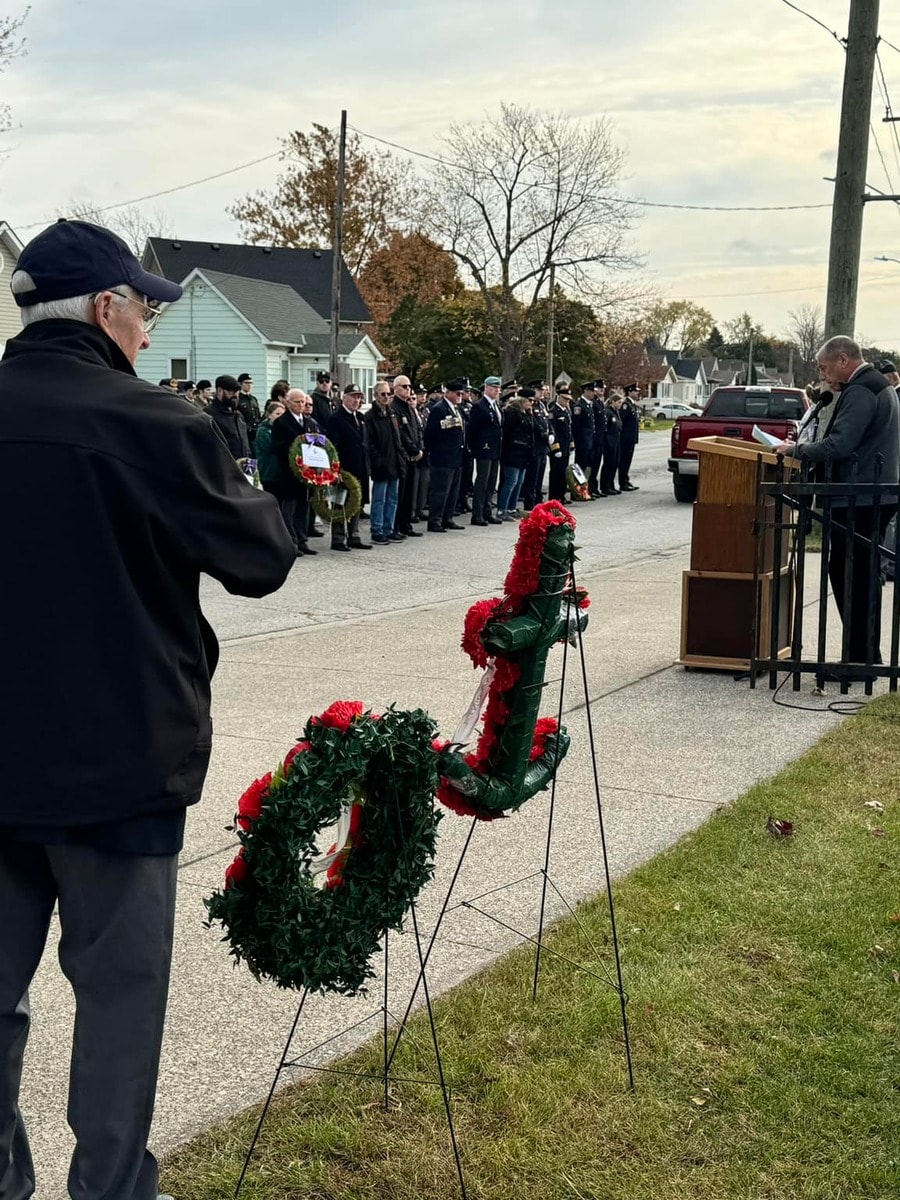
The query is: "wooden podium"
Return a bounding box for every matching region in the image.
[679,437,794,671]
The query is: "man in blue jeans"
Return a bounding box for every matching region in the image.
[364,382,406,543]
[0,221,296,1199]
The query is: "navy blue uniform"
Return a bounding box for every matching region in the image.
[424,398,466,528]
[547,401,572,502]
[571,393,595,473]
[618,398,640,489]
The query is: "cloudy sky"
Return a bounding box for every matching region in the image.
[3,0,900,348]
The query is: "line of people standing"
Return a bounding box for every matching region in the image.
[222,369,648,558]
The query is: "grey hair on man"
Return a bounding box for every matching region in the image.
[818,335,862,362]
[11,268,143,327]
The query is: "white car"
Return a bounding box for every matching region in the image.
[653,402,700,420]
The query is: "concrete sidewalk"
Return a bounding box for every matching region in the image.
[19,444,863,1196]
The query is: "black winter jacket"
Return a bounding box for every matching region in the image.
[796,364,900,502]
[208,396,250,459]
[365,403,405,480]
[0,320,295,826]
[327,405,371,504]
[501,407,535,469]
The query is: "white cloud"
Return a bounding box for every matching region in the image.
[2,0,899,348]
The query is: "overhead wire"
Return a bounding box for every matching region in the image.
[17,150,283,232]
[349,124,831,213]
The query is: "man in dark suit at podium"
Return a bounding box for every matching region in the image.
[775,336,900,665]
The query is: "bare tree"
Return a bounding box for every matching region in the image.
[786,303,825,383]
[58,198,173,255]
[426,103,639,379]
[228,124,422,276]
[0,8,28,148]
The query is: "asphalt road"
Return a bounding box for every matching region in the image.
[203,432,686,645]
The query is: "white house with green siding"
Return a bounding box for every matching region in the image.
[137,239,380,396]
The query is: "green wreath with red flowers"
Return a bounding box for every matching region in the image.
[289,432,362,525]
[204,702,441,997]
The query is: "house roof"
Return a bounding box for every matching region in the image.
[202,270,327,344]
[145,239,372,324]
[672,358,706,381]
[298,332,370,357]
[0,222,23,257]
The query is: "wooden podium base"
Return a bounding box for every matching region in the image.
[678,568,793,672]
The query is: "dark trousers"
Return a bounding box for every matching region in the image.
[548,454,568,502]
[827,504,897,663]
[574,444,593,475]
[280,486,309,548]
[618,437,637,488]
[331,511,361,547]
[459,451,474,507]
[588,449,603,495]
[429,466,462,527]
[472,457,499,521]
[416,465,429,517]
[0,843,178,1200]
[600,441,620,493]
[396,465,418,534]
[523,452,547,509]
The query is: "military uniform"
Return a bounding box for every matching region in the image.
[618,389,641,491]
[572,387,596,475]
[424,385,467,531]
[547,399,573,502]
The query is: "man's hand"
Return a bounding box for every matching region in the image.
[772,441,797,457]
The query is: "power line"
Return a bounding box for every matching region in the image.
[875,50,900,186]
[673,274,895,300]
[349,124,831,213]
[18,149,282,232]
[881,35,900,55]
[779,0,844,44]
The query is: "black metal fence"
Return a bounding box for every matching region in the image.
[750,454,900,695]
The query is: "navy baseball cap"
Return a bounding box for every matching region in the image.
[13,219,183,308]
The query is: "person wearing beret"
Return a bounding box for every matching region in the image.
[424,379,467,532]
[547,386,573,502]
[617,383,641,492]
[466,374,504,525]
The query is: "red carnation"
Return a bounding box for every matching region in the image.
[432,737,450,754]
[530,716,560,762]
[236,771,272,830]
[225,851,248,889]
[461,598,505,669]
[315,700,365,732]
[283,740,311,772]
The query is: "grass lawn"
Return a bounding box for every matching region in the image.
[163,698,900,1200]
[641,418,674,433]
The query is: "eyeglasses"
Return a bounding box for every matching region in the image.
[101,290,163,332]
[396,383,411,389]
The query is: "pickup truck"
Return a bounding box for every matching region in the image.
[667,385,810,502]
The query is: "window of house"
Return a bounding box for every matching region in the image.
[280,359,289,380]
[170,358,188,379]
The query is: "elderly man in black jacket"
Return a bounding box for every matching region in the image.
[777,335,900,666]
[466,374,504,525]
[0,219,295,1200]
[326,383,371,551]
[271,389,322,556]
[365,382,406,543]
[391,374,425,538]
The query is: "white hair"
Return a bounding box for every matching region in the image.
[11,270,135,327]
[818,335,862,361]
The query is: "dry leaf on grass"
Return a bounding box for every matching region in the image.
[766,817,794,838]
[863,800,885,812]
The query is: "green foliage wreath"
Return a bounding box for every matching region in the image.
[310,470,363,525]
[205,702,441,997]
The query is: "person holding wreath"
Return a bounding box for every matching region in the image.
[326,384,372,551]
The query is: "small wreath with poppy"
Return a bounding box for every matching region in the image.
[204,702,441,997]
[289,432,343,487]
[565,465,590,501]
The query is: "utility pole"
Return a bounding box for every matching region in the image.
[824,0,880,339]
[329,110,347,386]
[746,330,754,387]
[545,263,556,389]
